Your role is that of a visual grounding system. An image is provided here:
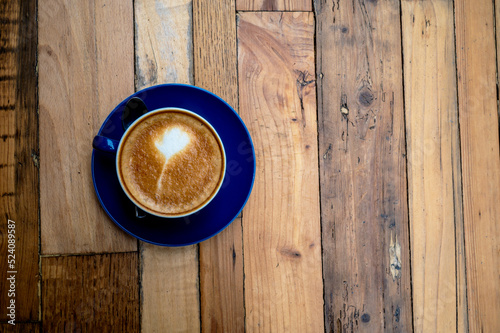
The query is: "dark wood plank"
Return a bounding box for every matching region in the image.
[401,1,467,331]
[41,253,139,331]
[0,323,40,332]
[38,0,137,254]
[455,0,500,331]
[238,12,324,332]
[0,0,39,322]
[134,1,200,331]
[192,1,244,331]
[315,0,412,331]
[236,0,311,11]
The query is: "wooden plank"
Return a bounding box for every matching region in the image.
[39,0,136,254]
[0,0,39,322]
[238,12,323,332]
[135,0,192,87]
[455,0,500,331]
[236,0,311,11]
[314,0,412,331]
[192,1,244,331]
[498,0,500,130]
[455,184,468,333]
[401,1,466,331]
[41,253,139,331]
[199,219,244,332]
[0,323,40,332]
[140,245,200,332]
[193,0,238,108]
[134,1,200,332]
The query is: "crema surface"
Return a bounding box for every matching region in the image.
[118,110,224,216]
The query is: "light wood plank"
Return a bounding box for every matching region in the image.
[135,0,193,87]
[315,0,413,331]
[193,0,238,109]
[236,0,311,11]
[0,0,39,321]
[192,1,244,331]
[455,0,500,331]
[39,0,136,254]
[401,1,466,331]
[135,1,200,332]
[497,0,500,135]
[41,253,139,331]
[199,221,244,332]
[141,245,200,332]
[238,12,323,332]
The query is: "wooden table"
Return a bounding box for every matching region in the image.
[1,0,499,331]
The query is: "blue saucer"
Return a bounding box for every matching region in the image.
[91,84,255,246]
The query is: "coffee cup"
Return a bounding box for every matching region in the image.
[93,107,226,218]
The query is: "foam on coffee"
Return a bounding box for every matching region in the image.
[117,109,225,216]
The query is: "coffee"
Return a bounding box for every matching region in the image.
[117,109,225,217]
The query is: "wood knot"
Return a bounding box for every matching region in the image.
[279,247,301,259]
[232,246,236,266]
[389,233,402,280]
[31,150,39,168]
[394,307,400,322]
[358,89,374,107]
[341,26,348,33]
[361,313,370,323]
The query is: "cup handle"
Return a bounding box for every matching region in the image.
[93,134,149,219]
[93,135,119,153]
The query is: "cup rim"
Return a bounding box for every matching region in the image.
[116,107,226,218]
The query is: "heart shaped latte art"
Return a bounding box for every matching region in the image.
[154,127,191,192]
[155,127,191,162]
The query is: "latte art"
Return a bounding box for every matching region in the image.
[155,127,191,163]
[117,109,225,217]
[154,127,191,193]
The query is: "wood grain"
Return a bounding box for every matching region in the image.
[39,0,136,254]
[192,0,244,331]
[199,219,244,332]
[135,0,193,87]
[497,0,500,134]
[455,0,500,331]
[401,1,466,331]
[236,0,311,11]
[315,0,412,331]
[193,0,238,109]
[238,12,323,332]
[140,244,200,332]
[41,253,139,331]
[135,1,200,332]
[0,323,40,333]
[0,0,39,322]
